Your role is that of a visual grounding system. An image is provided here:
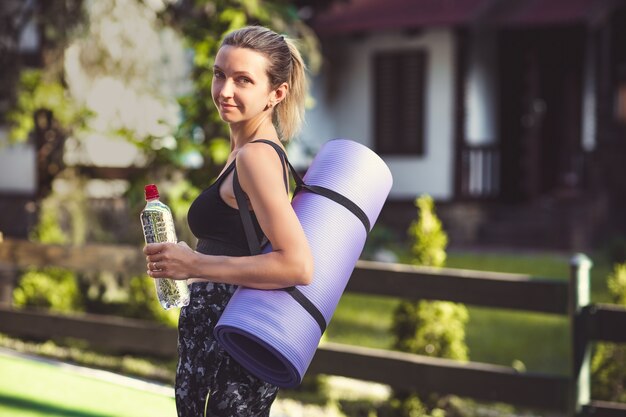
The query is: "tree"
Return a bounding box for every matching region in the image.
[8,0,321,240]
[6,0,322,323]
[0,0,85,124]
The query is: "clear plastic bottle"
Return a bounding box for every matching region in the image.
[140,184,190,309]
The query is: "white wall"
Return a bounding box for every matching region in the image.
[299,28,457,200]
[582,30,596,152]
[0,128,36,195]
[465,28,498,145]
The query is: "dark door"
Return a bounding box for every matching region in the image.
[499,26,585,202]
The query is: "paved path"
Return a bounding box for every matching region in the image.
[0,347,387,417]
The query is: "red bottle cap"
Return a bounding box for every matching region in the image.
[144,184,160,200]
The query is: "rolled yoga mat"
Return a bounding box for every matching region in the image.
[213,139,393,388]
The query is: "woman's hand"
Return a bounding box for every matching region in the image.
[144,241,198,280]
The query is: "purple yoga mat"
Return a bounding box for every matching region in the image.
[213,139,393,388]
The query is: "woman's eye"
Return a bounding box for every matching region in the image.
[237,77,252,84]
[213,70,225,79]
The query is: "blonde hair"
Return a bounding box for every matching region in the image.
[221,26,308,142]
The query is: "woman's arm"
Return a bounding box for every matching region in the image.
[144,142,313,290]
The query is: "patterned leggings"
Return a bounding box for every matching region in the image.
[175,282,279,417]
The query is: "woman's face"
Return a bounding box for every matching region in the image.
[211,45,274,125]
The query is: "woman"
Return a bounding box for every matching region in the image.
[143,26,313,417]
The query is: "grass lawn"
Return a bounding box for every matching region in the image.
[326,250,614,375]
[0,351,176,417]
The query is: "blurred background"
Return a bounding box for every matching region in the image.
[1,1,626,416]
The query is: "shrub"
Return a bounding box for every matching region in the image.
[607,263,626,305]
[392,300,468,360]
[121,275,180,327]
[407,195,447,268]
[13,267,83,313]
[591,262,626,401]
[80,274,179,327]
[390,195,469,416]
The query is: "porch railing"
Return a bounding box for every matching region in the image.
[459,143,500,199]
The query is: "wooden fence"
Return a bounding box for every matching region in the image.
[0,238,625,416]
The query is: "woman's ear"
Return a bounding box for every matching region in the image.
[271,82,289,106]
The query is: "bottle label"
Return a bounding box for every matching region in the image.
[141,205,177,244]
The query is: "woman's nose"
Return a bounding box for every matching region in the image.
[219,78,234,98]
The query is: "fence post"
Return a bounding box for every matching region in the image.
[0,232,18,308]
[569,253,592,417]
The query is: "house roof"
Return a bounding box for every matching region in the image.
[484,0,612,27]
[311,0,612,35]
[312,0,486,35]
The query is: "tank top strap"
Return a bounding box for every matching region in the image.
[249,139,305,191]
[232,140,293,256]
[215,159,237,186]
[249,139,290,193]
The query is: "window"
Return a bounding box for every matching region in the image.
[373,50,427,155]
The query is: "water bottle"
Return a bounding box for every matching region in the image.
[140,184,190,309]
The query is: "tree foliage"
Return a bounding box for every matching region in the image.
[0,0,85,124]
[6,0,322,324]
[6,70,89,143]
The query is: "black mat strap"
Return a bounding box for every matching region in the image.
[252,140,370,233]
[238,140,389,335]
[233,153,327,334]
[283,286,327,334]
[296,184,370,233]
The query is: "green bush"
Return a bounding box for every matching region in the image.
[407,196,447,268]
[392,300,468,360]
[591,262,626,401]
[80,274,179,327]
[390,195,469,416]
[123,275,180,327]
[607,263,626,305]
[13,267,83,313]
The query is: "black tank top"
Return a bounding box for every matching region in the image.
[187,158,263,253]
[187,140,287,255]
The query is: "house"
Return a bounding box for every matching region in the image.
[298,0,626,250]
[3,0,626,251]
[0,0,42,238]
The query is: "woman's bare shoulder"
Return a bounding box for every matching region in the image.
[236,140,285,175]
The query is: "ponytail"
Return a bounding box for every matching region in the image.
[275,39,307,142]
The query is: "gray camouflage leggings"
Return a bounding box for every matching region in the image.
[175,282,279,417]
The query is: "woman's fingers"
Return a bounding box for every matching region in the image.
[143,243,165,255]
[144,242,192,279]
[146,254,165,263]
[148,261,162,270]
